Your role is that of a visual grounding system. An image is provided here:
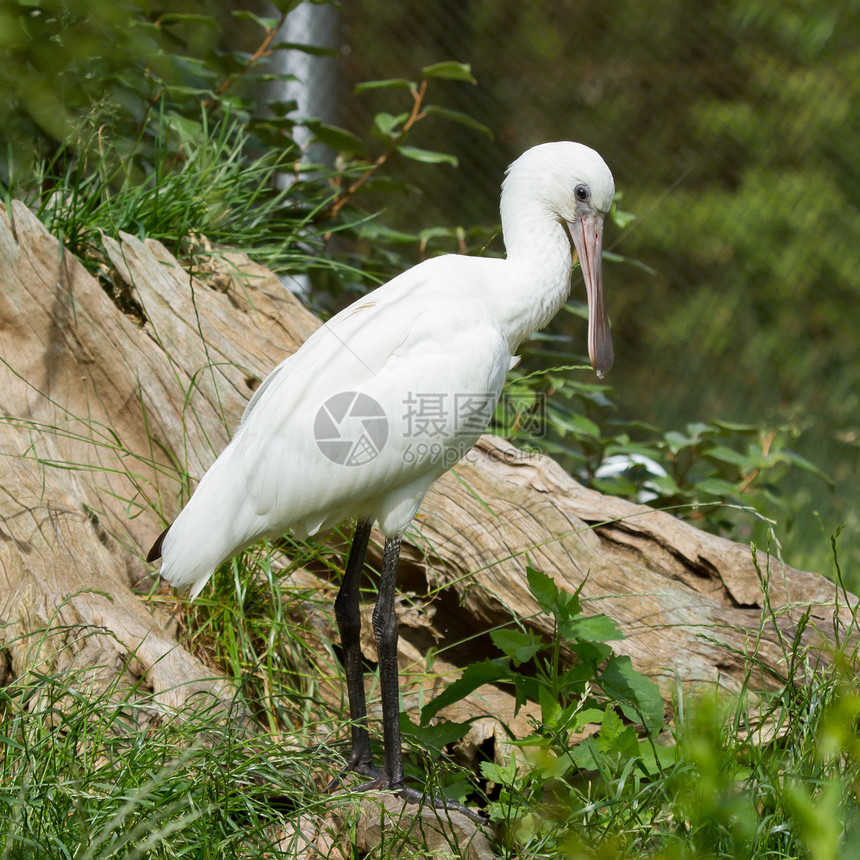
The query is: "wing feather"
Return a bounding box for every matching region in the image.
[159,257,511,594]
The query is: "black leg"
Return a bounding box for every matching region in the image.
[372,535,406,790]
[336,528,488,824]
[369,535,488,823]
[328,520,377,788]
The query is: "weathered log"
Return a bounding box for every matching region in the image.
[0,199,851,742]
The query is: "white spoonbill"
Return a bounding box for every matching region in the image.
[148,141,615,813]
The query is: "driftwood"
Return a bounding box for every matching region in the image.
[0,199,852,769]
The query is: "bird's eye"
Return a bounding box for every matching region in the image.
[575,184,590,203]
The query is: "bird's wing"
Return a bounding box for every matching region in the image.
[159,259,510,594]
[240,254,507,427]
[236,274,510,535]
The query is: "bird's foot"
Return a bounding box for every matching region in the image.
[354,776,488,825]
[325,753,381,794]
[397,783,489,824]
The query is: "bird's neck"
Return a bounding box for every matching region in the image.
[497,196,573,352]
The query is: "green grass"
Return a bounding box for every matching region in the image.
[2,105,372,300]
[0,539,375,859]
[3,529,859,858]
[0,623,334,859]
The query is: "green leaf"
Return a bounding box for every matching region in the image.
[304,121,366,154]
[637,739,677,774]
[565,301,589,320]
[664,430,695,453]
[527,566,583,622]
[599,706,628,743]
[240,73,301,84]
[598,655,664,735]
[422,61,476,83]
[480,758,518,785]
[526,567,561,615]
[357,223,418,244]
[373,111,408,137]
[686,421,714,437]
[396,145,458,167]
[712,419,760,433]
[231,10,280,29]
[163,114,204,140]
[162,85,215,98]
[564,614,625,643]
[420,660,510,725]
[573,707,606,731]
[567,638,614,668]
[784,450,835,486]
[156,13,218,26]
[270,42,339,58]
[530,745,572,780]
[706,445,753,468]
[355,78,416,94]
[400,713,471,752]
[569,736,600,770]
[418,225,464,244]
[598,710,640,758]
[554,411,601,439]
[491,628,543,666]
[650,473,682,496]
[539,685,562,728]
[610,204,636,229]
[695,477,742,497]
[423,106,493,137]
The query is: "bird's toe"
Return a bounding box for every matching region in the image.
[325,756,381,793]
[396,784,488,824]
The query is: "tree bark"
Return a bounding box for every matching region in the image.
[0,200,851,742]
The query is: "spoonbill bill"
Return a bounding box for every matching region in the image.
[148,140,615,813]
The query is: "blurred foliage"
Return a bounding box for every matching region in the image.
[0,0,251,177]
[338,0,860,582]
[0,0,485,297]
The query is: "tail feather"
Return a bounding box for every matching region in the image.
[146,524,171,563]
[147,439,265,598]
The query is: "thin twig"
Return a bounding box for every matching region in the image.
[204,13,288,109]
[329,80,428,220]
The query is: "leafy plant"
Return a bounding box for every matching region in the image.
[296,60,496,310]
[422,567,662,732]
[414,566,666,844]
[493,339,833,548]
[407,532,860,859]
[12,108,342,281]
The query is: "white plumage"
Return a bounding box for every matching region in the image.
[152,141,614,595]
[158,280,510,595]
[148,141,615,810]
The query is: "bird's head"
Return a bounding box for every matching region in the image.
[504,141,615,377]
